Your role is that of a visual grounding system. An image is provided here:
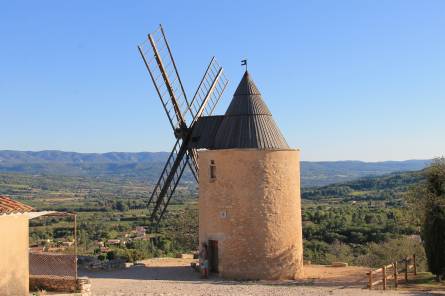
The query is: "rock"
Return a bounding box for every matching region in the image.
[176,253,194,259]
[331,262,348,267]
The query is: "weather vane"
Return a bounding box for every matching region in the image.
[241,59,247,71]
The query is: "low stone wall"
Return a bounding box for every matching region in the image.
[30,276,76,293]
[29,276,91,295]
[77,277,92,296]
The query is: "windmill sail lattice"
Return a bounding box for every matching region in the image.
[146,139,190,226]
[188,57,228,123]
[138,26,190,130]
[138,25,228,227]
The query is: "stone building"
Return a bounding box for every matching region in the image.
[0,195,34,296]
[0,196,82,295]
[194,71,303,280]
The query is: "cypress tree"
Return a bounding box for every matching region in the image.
[418,158,445,281]
[423,204,445,281]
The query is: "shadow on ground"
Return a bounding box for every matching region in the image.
[80,265,445,295]
[80,265,201,281]
[79,265,370,289]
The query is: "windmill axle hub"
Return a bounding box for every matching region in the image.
[174,126,190,140]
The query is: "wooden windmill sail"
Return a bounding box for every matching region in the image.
[138,25,229,227]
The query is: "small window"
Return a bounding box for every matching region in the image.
[209,160,216,181]
[219,210,227,219]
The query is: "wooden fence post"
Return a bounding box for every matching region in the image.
[405,258,408,283]
[368,270,372,289]
[413,254,417,276]
[383,265,387,290]
[394,261,398,289]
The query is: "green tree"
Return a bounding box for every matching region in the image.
[115,200,128,212]
[161,207,198,252]
[423,205,445,280]
[106,251,116,261]
[408,158,445,280]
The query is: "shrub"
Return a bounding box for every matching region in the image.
[106,251,116,261]
[355,236,426,269]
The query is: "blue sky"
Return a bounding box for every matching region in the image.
[1,0,444,161]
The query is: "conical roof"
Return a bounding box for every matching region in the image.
[213,71,289,150]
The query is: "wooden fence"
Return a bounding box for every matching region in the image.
[367,254,417,290]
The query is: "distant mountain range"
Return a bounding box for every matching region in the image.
[0,150,170,163]
[301,159,429,187]
[0,150,430,187]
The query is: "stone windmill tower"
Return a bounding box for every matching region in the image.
[196,71,303,280]
[138,25,303,280]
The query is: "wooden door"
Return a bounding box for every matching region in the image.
[208,240,219,273]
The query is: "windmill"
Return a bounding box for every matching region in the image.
[137,25,229,228]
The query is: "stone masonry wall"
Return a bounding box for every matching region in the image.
[29,276,76,293]
[199,149,303,280]
[30,276,91,295]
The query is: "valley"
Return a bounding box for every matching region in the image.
[0,158,426,267]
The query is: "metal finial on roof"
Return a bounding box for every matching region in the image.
[241,59,247,71]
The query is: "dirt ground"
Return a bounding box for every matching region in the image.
[80,258,444,296]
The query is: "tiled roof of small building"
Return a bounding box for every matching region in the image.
[0,195,34,215]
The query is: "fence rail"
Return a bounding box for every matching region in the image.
[367,254,417,290]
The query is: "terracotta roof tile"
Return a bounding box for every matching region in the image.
[0,195,34,214]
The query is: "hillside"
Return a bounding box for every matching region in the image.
[301,159,428,186]
[1,168,425,269]
[0,169,423,205]
[0,150,430,187]
[302,170,424,205]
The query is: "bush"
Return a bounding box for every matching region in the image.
[106,251,116,261]
[304,240,330,264]
[115,240,153,262]
[355,237,426,269]
[325,240,354,264]
[117,249,147,263]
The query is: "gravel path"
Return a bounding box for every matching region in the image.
[81,258,442,296]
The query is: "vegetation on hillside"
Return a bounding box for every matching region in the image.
[0,168,428,268]
[0,150,429,187]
